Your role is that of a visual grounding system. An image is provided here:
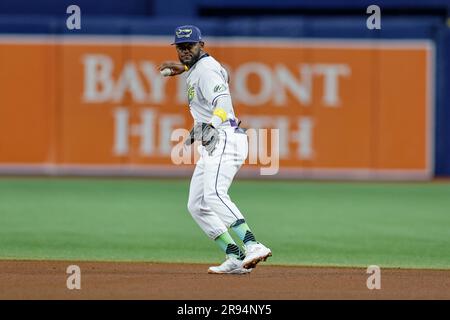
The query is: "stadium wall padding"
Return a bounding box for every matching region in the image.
[0,16,448,178]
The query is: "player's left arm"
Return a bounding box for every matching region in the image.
[185,69,232,155]
[198,70,234,128]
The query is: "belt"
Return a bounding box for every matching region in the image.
[228,118,239,128]
[228,118,247,134]
[228,119,239,128]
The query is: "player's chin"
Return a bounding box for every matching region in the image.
[180,57,193,66]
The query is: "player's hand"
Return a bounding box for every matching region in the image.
[185,123,219,156]
[185,126,196,146]
[200,124,219,156]
[158,61,186,76]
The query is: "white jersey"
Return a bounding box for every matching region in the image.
[185,55,255,247]
[185,54,236,128]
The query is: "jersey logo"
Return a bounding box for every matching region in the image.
[187,85,195,102]
[176,28,193,38]
[213,84,226,93]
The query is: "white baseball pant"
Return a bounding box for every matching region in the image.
[187,126,248,239]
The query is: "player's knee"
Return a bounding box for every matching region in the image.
[203,191,222,210]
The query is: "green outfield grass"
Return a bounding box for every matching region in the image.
[0,177,449,269]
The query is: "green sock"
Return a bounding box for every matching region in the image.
[214,231,245,260]
[231,219,257,245]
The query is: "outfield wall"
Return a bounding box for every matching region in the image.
[0,17,447,179]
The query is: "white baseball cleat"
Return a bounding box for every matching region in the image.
[242,242,272,269]
[208,256,252,274]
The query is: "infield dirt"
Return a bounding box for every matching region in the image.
[0,260,449,299]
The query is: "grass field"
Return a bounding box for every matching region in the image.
[0,177,449,269]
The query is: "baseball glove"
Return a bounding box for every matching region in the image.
[185,123,219,156]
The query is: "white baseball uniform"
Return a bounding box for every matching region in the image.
[186,54,248,240]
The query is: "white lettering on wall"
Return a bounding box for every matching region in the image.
[113,107,156,156]
[234,62,273,106]
[274,64,312,106]
[83,54,114,102]
[82,54,350,108]
[313,64,350,107]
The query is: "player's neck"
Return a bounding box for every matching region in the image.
[189,52,209,68]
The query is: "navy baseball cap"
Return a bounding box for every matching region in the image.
[172,25,202,45]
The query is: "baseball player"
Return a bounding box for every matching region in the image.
[159,25,272,274]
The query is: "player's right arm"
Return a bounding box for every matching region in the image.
[158,61,188,76]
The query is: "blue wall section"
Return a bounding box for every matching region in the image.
[1,0,449,17]
[0,1,449,175]
[436,27,450,176]
[0,0,153,16]
[196,0,450,10]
